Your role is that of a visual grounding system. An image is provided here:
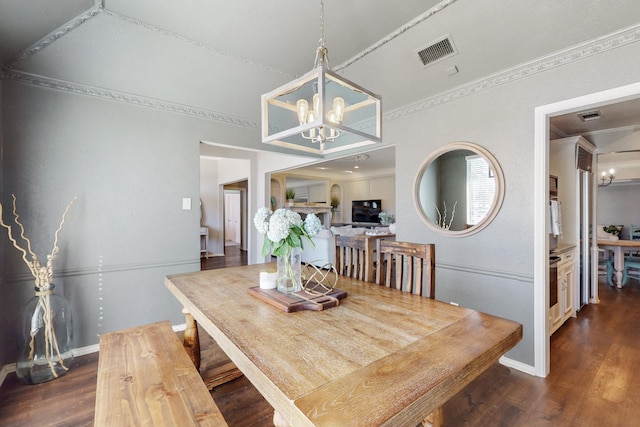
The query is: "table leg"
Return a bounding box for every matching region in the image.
[182,307,201,370]
[613,247,624,288]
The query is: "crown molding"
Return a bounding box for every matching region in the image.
[2,70,260,128]
[102,9,294,78]
[384,23,640,121]
[2,15,639,131]
[6,6,104,70]
[6,4,293,79]
[335,0,459,72]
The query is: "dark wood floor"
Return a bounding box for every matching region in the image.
[201,244,248,270]
[2,256,640,425]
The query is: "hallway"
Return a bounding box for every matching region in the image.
[201,244,247,270]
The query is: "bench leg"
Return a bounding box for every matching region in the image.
[422,406,444,427]
[182,307,201,370]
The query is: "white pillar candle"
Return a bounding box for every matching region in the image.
[259,270,278,289]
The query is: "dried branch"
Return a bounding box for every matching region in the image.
[0,199,37,278]
[432,200,458,230]
[0,195,76,286]
[11,194,37,260]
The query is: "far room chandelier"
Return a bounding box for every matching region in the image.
[261,0,382,155]
[599,168,615,187]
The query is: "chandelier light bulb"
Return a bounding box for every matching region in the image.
[312,93,320,115]
[333,97,345,123]
[296,99,309,124]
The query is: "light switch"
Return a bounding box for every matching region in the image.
[182,198,192,210]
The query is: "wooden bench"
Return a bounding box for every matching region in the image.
[95,321,228,426]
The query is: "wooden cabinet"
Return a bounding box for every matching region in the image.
[550,248,576,335]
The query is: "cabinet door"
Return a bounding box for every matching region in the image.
[561,264,575,320]
[549,301,562,334]
[549,270,563,335]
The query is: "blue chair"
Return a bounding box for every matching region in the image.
[622,257,640,286]
[599,257,615,287]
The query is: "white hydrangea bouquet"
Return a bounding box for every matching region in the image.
[254,207,321,293]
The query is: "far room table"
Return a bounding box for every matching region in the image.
[165,264,522,426]
[597,239,640,288]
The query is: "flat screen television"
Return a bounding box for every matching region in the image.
[352,199,382,223]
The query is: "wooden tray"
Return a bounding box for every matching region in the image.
[247,286,347,313]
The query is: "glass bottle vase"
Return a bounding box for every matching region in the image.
[16,284,74,385]
[276,247,302,294]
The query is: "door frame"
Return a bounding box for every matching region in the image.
[533,81,640,377]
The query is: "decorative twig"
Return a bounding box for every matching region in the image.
[433,201,458,229]
[0,195,76,287]
[0,194,76,380]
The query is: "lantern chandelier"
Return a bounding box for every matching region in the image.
[261,0,382,155]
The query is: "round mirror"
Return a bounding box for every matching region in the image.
[413,142,505,237]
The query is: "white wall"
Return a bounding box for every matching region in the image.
[342,174,395,223]
[200,157,221,255]
[591,129,640,237]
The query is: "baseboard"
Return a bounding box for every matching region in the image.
[499,356,536,376]
[0,363,15,386]
[0,322,187,388]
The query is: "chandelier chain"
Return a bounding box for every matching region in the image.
[313,0,330,68]
[319,0,325,47]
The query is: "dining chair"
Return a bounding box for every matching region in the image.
[375,240,435,297]
[598,257,615,287]
[335,235,374,282]
[374,240,439,426]
[622,257,640,286]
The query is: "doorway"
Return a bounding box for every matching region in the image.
[224,190,241,246]
[222,180,248,252]
[534,82,640,377]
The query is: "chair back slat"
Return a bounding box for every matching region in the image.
[335,235,374,282]
[376,240,435,298]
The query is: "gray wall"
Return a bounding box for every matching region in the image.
[0,80,258,367]
[387,41,640,366]
[2,30,640,372]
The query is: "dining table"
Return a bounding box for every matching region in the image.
[165,263,522,427]
[597,239,640,288]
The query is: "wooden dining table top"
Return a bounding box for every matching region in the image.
[165,263,522,427]
[597,239,640,248]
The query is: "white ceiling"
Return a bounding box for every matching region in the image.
[1,0,640,176]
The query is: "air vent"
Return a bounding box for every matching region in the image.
[416,35,457,67]
[578,110,601,122]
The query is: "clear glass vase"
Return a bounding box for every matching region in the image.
[16,284,74,385]
[277,246,302,294]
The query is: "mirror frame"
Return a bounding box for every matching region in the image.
[413,142,505,237]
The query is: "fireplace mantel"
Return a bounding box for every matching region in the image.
[289,205,332,225]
